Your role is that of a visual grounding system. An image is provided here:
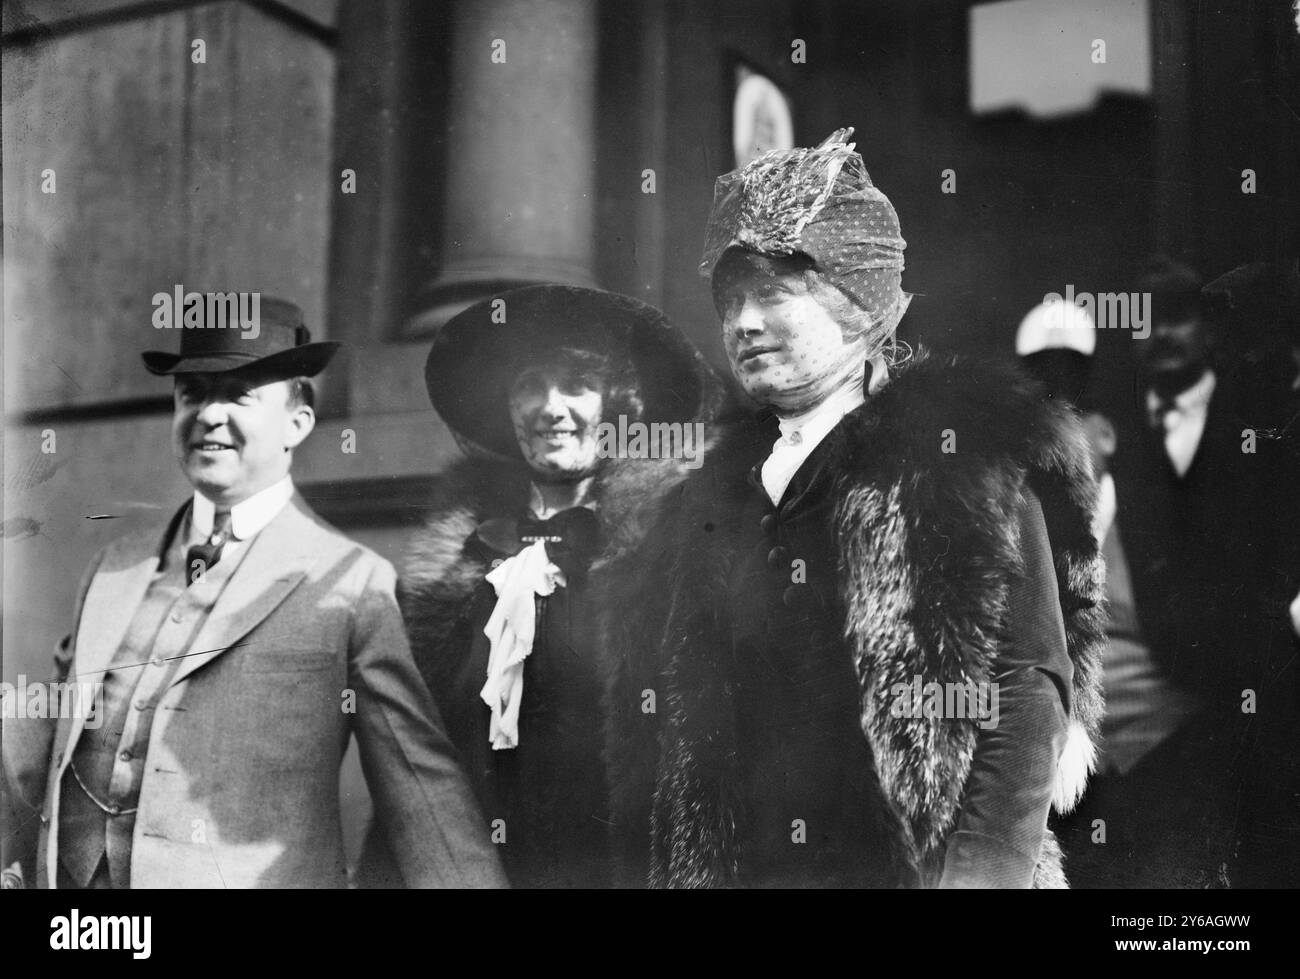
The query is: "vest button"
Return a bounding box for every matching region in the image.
[170,611,184,623]
[151,656,164,667]
[782,585,804,608]
[759,514,776,534]
[134,700,149,711]
[119,750,132,762]
[107,804,121,816]
[767,546,790,568]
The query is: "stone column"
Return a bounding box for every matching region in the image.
[407,0,600,334]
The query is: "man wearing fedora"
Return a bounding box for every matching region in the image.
[3,299,507,888]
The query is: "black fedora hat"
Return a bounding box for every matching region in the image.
[142,295,340,377]
[425,285,715,458]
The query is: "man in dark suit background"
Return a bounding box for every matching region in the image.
[1113,258,1275,710]
[1199,257,1300,887]
[1059,256,1286,887]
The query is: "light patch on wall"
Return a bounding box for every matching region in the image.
[969,0,1151,119]
[734,66,794,168]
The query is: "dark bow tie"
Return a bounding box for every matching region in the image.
[472,506,601,578]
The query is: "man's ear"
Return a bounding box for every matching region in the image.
[285,403,315,451]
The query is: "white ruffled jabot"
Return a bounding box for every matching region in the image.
[479,539,567,750]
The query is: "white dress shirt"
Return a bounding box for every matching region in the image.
[761,383,867,506]
[190,475,295,556]
[1146,369,1216,478]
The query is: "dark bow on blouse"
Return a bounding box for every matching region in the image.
[470,506,602,579]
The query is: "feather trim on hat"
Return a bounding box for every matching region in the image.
[705,128,862,268]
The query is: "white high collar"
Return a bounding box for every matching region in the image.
[760,364,888,507]
[774,382,867,451]
[192,475,295,541]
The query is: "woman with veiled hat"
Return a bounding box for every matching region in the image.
[361,285,716,889]
[602,130,1108,888]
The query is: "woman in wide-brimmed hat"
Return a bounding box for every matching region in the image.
[361,284,717,889]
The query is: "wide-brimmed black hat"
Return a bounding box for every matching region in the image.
[142,296,340,376]
[425,285,714,458]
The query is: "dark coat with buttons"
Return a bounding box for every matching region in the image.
[599,352,1107,888]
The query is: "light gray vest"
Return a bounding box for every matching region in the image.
[58,508,247,887]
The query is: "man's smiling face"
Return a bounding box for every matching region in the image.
[172,370,314,506]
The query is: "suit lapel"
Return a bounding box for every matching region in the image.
[61,505,186,763]
[70,505,187,684]
[167,495,320,688]
[1184,388,1231,483]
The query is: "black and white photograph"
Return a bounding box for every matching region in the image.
[2,0,1298,944]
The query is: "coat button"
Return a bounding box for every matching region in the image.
[119,750,132,762]
[107,804,121,816]
[170,610,184,623]
[767,546,790,568]
[134,700,149,711]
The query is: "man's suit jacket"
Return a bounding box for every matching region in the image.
[5,493,506,888]
[1112,381,1280,703]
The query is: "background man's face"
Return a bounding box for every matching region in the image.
[715,256,863,413]
[1140,315,1212,392]
[508,365,604,479]
[172,372,311,506]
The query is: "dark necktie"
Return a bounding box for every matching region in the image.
[1150,396,1178,432]
[186,510,232,586]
